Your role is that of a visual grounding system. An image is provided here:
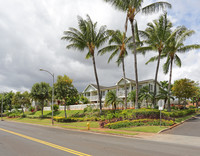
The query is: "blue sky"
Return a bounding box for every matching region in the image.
[0,0,200,92]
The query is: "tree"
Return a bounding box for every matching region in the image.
[172,78,198,106]
[98,30,131,109]
[104,0,171,109]
[54,75,79,118]
[139,13,172,107]
[12,91,31,115]
[104,91,122,110]
[128,90,136,108]
[163,26,200,111]
[80,95,89,104]
[156,81,174,108]
[61,15,108,114]
[31,82,51,117]
[139,86,153,108]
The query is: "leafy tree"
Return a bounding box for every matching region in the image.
[139,13,172,107]
[54,75,79,118]
[172,78,198,107]
[104,0,171,109]
[98,30,131,109]
[4,91,15,111]
[61,15,108,114]
[31,82,51,117]
[12,91,31,115]
[104,91,122,110]
[128,90,136,108]
[139,86,153,108]
[163,26,200,111]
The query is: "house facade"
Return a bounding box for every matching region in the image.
[82,78,159,103]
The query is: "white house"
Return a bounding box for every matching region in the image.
[82,78,160,103]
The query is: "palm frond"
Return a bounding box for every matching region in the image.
[98,45,119,55]
[178,44,200,53]
[146,55,158,64]
[163,56,170,74]
[142,2,171,14]
[174,54,181,67]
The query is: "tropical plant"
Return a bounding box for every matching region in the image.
[31,82,51,117]
[139,13,172,107]
[128,90,136,108]
[61,15,108,114]
[104,91,122,110]
[104,0,171,109]
[163,26,200,111]
[156,81,174,108]
[54,75,79,118]
[80,95,89,104]
[98,30,131,109]
[138,86,153,108]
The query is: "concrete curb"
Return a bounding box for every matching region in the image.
[158,116,196,134]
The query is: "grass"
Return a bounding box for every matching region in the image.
[118,126,167,133]
[90,129,138,136]
[5,117,99,128]
[175,113,199,123]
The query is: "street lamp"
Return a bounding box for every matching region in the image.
[40,69,54,125]
[1,93,4,121]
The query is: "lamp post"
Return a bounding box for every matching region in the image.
[1,93,4,121]
[40,69,54,125]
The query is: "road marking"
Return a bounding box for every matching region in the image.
[0,128,91,156]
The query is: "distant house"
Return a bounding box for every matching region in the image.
[82,78,159,104]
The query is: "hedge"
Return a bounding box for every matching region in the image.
[104,119,174,129]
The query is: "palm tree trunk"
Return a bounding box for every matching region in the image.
[64,101,67,118]
[167,59,173,112]
[153,51,161,108]
[92,55,102,114]
[41,101,44,118]
[130,21,139,109]
[122,58,127,109]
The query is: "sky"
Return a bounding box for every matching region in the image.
[0,0,200,93]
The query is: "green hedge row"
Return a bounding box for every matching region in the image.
[53,116,100,122]
[104,119,174,129]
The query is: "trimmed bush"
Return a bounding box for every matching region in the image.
[104,119,174,129]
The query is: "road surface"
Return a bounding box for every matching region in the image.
[163,114,200,137]
[0,121,200,156]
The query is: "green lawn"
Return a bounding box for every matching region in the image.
[118,126,167,133]
[90,129,138,135]
[5,118,99,128]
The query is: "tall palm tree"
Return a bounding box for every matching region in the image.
[104,0,171,109]
[98,30,131,109]
[163,27,200,111]
[139,13,172,108]
[104,90,122,110]
[61,15,108,114]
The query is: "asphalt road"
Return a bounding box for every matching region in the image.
[0,121,200,156]
[163,114,200,137]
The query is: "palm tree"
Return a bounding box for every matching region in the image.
[139,86,153,108]
[61,15,108,114]
[128,90,136,108]
[98,30,131,109]
[163,27,200,111]
[139,13,172,108]
[156,81,174,108]
[104,91,122,110]
[104,0,171,109]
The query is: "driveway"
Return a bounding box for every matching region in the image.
[163,114,200,137]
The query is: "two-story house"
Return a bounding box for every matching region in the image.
[82,78,159,104]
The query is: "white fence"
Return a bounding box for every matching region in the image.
[43,102,134,111]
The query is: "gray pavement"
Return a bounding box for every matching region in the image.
[1,121,200,156]
[163,114,200,137]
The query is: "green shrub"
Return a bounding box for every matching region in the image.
[53,104,59,111]
[29,106,35,112]
[104,119,174,129]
